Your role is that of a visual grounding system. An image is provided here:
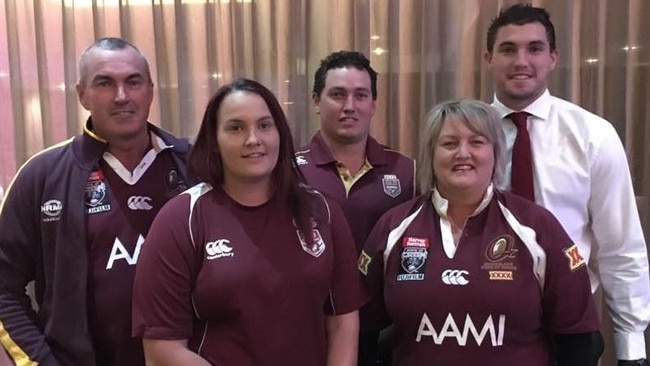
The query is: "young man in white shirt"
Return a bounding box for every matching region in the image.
[484,4,650,365]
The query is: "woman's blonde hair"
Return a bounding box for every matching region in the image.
[417,99,506,192]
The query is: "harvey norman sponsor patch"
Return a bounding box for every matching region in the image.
[397,237,430,281]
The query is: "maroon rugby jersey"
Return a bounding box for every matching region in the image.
[296,132,416,253]
[133,184,367,366]
[86,150,186,366]
[360,189,599,366]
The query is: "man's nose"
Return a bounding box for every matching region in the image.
[114,85,127,102]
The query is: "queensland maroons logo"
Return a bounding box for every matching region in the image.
[382,174,401,198]
[397,237,430,281]
[85,170,111,214]
[485,235,518,262]
[295,218,325,258]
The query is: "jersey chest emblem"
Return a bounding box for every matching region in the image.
[297,228,325,258]
[86,169,111,214]
[382,174,401,198]
[481,235,518,281]
[397,237,430,281]
[295,218,326,258]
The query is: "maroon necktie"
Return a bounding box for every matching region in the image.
[508,112,535,201]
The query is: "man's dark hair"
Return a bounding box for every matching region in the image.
[486,4,556,52]
[78,37,152,86]
[312,51,378,100]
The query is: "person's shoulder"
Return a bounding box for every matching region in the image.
[303,185,335,209]
[377,192,429,223]
[549,95,614,128]
[296,132,321,154]
[368,137,416,179]
[495,190,561,227]
[296,135,340,174]
[149,123,191,152]
[369,136,413,160]
[157,182,213,218]
[14,137,76,178]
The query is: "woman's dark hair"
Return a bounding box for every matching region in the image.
[189,77,316,239]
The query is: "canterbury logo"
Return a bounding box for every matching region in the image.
[127,196,153,210]
[441,269,469,285]
[295,155,308,166]
[206,239,234,260]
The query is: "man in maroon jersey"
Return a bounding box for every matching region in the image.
[296,50,416,366]
[0,38,193,366]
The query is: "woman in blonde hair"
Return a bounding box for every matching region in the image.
[359,99,602,365]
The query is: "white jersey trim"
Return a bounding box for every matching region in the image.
[496,201,547,289]
[383,203,426,275]
[381,189,548,288]
[184,183,214,251]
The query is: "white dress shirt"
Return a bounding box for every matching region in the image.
[492,89,650,360]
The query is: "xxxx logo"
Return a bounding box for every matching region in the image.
[563,244,585,271]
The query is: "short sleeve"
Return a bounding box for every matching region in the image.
[324,199,368,315]
[537,210,600,334]
[358,212,393,332]
[132,193,199,340]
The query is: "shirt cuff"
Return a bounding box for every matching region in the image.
[615,332,647,360]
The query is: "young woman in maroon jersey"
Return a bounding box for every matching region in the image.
[359,99,603,365]
[132,78,366,366]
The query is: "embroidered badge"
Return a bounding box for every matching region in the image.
[397,237,430,281]
[358,251,372,275]
[166,169,179,190]
[295,218,325,258]
[382,174,401,198]
[85,170,111,214]
[481,235,518,273]
[297,229,326,257]
[485,236,518,262]
[563,244,585,271]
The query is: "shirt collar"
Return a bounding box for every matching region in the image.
[432,183,494,219]
[492,89,552,121]
[308,131,389,166]
[83,118,172,153]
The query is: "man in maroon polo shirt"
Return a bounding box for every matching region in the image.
[296,50,416,366]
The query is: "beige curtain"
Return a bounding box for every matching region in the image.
[0,0,648,361]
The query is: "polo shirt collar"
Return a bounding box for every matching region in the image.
[309,131,389,166]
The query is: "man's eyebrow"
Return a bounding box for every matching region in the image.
[496,41,516,48]
[90,74,112,83]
